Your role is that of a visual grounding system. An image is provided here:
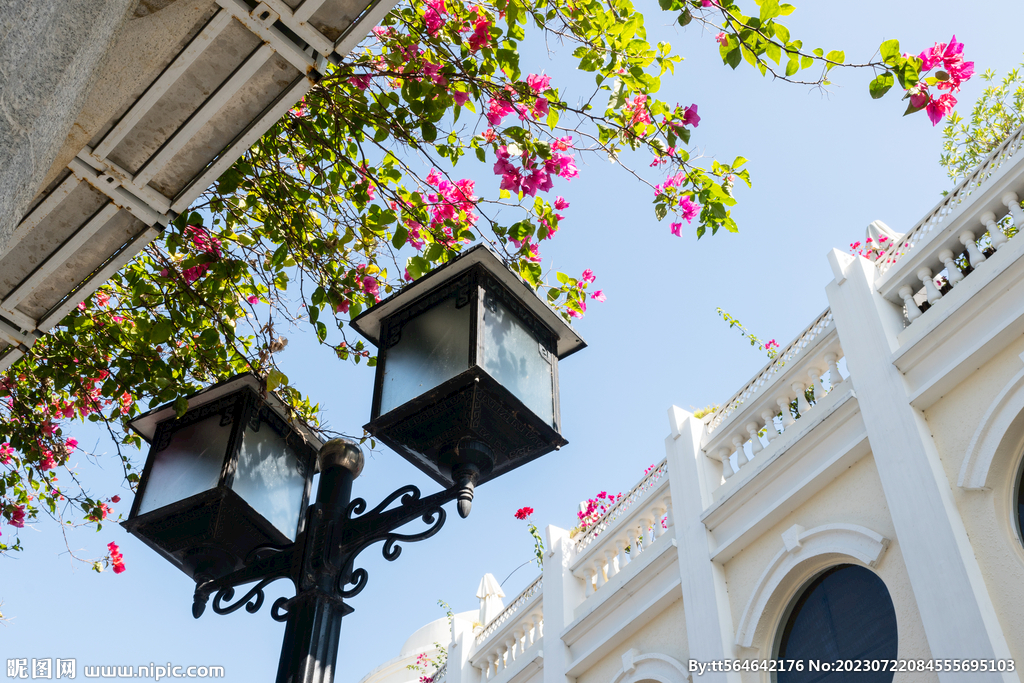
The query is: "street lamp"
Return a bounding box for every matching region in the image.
[123,246,584,683]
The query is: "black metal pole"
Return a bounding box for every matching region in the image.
[276,439,363,683]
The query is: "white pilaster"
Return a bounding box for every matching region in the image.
[542,526,583,683]
[825,249,1015,681]
[665,406,741,683]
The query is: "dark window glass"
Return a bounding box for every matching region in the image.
[777,564,897,683]
[1016,460,1024,544]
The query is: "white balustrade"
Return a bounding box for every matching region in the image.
[701,333,849,490]
[876,124,1024,276]
[872,125,1024,327]
[570,461,672,598]
[473,578,543,681]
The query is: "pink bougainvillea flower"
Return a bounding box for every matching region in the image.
[486,97,515,126]
[39,450,57,471]
[111,495,121,503]
[715,32,728,47]
[452,90,470,106]
[531,97,549,120]
[567,308,582,319]
[554,196,569,210]
[553,135,573,151]
[670,222,683,237]
[0,442,13,465]
[363,276,379,296]
[581,268,596,284]
[679,196,700,223]
[926,93,957,126]
[681,103,700,128]
[64,438,78,454]
[348,74,371,90]
[336,300,350,314]
[95,291,110,307]
[590,290,606,302]
[526,73,551,93]
[423,0,448,34]
[514,506,534,520]
[9,504,26,528]
[108,541,126,574]
[77,301,87,311]
[246,294,259,305]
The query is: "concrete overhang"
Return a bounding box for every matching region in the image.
[0,0,396,369]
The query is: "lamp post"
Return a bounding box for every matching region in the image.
[122,246,584,683]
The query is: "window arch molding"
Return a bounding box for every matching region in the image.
[734,523,890,652]
[959,352,1024,492]
[608,650,691,683]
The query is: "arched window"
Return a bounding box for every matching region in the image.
[1016,457,1024,545]
[775,564,897,683]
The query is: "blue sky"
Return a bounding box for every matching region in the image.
[4,0,1023,680]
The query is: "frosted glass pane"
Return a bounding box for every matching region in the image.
[380,296,470,415]
[482,295,554,426]
[138,415,229,514]
[232,425,304,540]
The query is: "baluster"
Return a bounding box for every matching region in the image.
[522,616,535,648]
[917,267,942,304]
[898,285,923,322]
[626,527,640,559]
[651,502,667,538]
[713,446,735,479]
[1003,191,1024,227]
[476,662,488,680]
[824,352,843,388]
[807,367,826,401]
[959,231,987,267]
[981,211,1008,250]
[937,249,964,285]
[662,495,674,531]
[791,380,811,416]
[580,568,594,597]
[504,639,515,667]
[494,651,502,673]
[604,547,619,579]
[514,626,525,655]
[594,558,607,589]
[776,394,796,430]
[760,408,781,441]
[745,421,764,455]
[533,612,543,639]
[730,434,749,469]
[637,514,652,544]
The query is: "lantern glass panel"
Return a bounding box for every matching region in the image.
[137,414,231,515]
[379,295,470,415]
[482,293,554,426]
[231,425,305,541]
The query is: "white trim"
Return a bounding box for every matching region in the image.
[734,523,889,650]
[170,74,313,213]
[92,10,235,160]
[959,352,1024,490]
[7,175,82,254]
[133,43,276,186]
[608,651,691,683]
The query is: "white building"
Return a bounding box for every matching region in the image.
[355,128,1024,682]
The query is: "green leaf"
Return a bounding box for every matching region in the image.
[725,48,742,69]
[869,72,895,99]
[774,23,790,44]
[149,321,174,345]
[267,368,288,391]
[677,8,691,26]
[778,3,796,14]
[759,0,780,21]
[765,42,781,65]
[173,396,189,418]
[785,58,799,76]
[879,39,900,66]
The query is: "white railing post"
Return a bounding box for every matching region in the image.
[980,211,1008,250]
[959,230,987,268]
[937,249,964,286]
[1003,191,1024,226]
[760,408,780,441]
